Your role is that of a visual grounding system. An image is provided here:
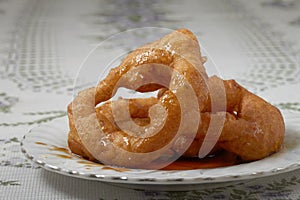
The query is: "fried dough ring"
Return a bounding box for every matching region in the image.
[68,29,285,169]
[70,29,209,168]
[67,97,158,162]
[218,78,284,160]
[182,76,285,160]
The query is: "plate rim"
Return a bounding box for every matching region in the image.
[21,115,300,185]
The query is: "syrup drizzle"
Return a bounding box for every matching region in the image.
[35,141,240,171]
[162,151,240,170]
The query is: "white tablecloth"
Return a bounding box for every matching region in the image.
[1,0,300,199]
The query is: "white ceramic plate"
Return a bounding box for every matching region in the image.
[21,111,300,188]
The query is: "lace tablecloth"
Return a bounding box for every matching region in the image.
[1,0,300,199]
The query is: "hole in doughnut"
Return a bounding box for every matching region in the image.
[95,87,158,108]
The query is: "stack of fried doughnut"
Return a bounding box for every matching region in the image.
[67,29,285,169]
